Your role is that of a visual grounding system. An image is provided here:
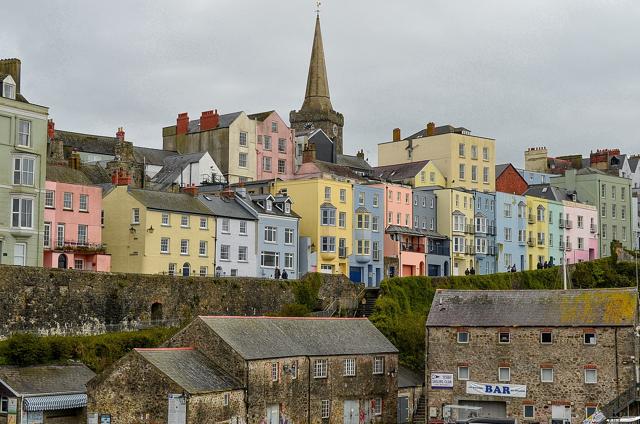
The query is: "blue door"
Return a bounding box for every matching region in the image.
[349,266,362,283]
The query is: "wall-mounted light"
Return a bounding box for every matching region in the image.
[129,226,136,235]
[147,225,154,234]
[388,368,397,378]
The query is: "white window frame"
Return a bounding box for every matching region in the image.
[284,228,294,245]
[540,331,552,344]
[314,359,328,379]
[324,186,331,200]
[458,366,469,381]
[13,155,35,186]
[271,362,279,382]
[56,223,65,247]
[131,208,140,224]
[74,258,84,270]
[584,332,597,345]
[284,252,294,269]
[585,368,598,384]
[220,244,230,261]
[262,156,272,172]
[321,236,335,253]
[11,196,34,229]
[339,212,346,228]
[160,237,170,254]
[373,356,384,375]
[180,239,189,255]
[540,367,554,383]
[238,246,248,262]
[498,367,511,382]
[372,398,382,416]
[199,217,208,230]
[340,189,346,203]
[45,190,55,208]
[79,194,89,212]
[162,213,170,226]
[523,405,535,419]
[63,192,73,210]
[238,152,248,168]
[221,218,230,233]
[199,240,207,256]
[457,331,469,343]
[321,399,330,419]
[239,221,247,235]
[239,131,248,147]
[499,332,511,344]
[180,215,189,228]
[18,119,31,147]
[44,222,51,248]
[344,358,356,376]
[77,224,88,245]
[264,226,277,243]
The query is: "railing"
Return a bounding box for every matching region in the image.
[591,224,597,233]
[559,220,565,229]
[528,215,535,224]
[50,240,106,254]
[537,238,545,246]
[312,299,339,318]
[565,220,573,229]
[338,248,347,259]
[566,242,573,251]
[601,383,639,418]
[401,243,426,253]
[429,247,450,256]
[527,238,535,247]
[465,224,475,234]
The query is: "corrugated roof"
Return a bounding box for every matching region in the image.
[198,317,398,360]
[135,348,240,394]
[129,189,215,215]
[373,160,430,182]
[198,194,257,220]
[46,165,93,186]
[427,288,638,328]
[0,365,95,396]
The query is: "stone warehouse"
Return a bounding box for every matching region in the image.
[89,316,399,423]
[425,288,639,423]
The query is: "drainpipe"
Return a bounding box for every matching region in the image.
[307,357,311,424]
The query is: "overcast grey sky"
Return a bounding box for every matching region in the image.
[3,1,639,166]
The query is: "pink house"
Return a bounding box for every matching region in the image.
[43,165,111,271]
[373,182,427,277]
[250,111,296,181]
[563,201,599,264]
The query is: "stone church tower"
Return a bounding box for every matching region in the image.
[290,14,344,155]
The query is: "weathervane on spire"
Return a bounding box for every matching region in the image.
[316,1,321,15]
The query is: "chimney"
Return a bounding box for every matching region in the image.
[426,122,436,137]
[116,127,125,142]
[200,109,220,131]
[111,169,132,186]
[235,187,247,198]
[47,119,55,141]
[68,151,81,170]
[221,186,235,199]
[176,113,189,135]
[392,128,401,142]
[0,58,21,94]
[302,143,317,163]
[356,149,365,160]
[182,183,198,197]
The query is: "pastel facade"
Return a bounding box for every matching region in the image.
[562,200,599,263]
[525,196,549,269]
[547,198,564,266]
[0,59,48,267]
[495,192,528,272]
[250,111,296,181]
[373,160,445,188]
[413,188,450,277]
[274,178,353,276]
[43,175,110,272]
[473,191,497,275]
[435,188,475,276]
[350,184,384,286]
[102,184,216,276]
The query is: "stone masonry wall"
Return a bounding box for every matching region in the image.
[0,265,360,336]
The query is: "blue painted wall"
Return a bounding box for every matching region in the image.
[350,184,385,287]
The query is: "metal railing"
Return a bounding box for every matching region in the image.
[565,220,573,229]
[601,383,639,417]
[527,238,535,247]
[49,240,106,253]
[591,224,597,233]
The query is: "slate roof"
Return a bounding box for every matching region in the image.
[46,165,93,186]
[151,152,208,189]
[247,111,274,122]
[398,366,424,388]
[373,160,431,182]
[129,189,215,215]
[134,147,178,166]
[0,364,95,396]
[628,156,640,173]
[79,164,112,185]
[237,194,301,219]
[187,112,243,133]
[198,194,257,220]
[426,288,638,328]
[575,167,607,176]
[310,160,365,180]
[524,184,578,202]
[337,154,372,171]
[135,348,240,395]
[405,125,471,140]
[198,317,398,360]
[495,163,510,178]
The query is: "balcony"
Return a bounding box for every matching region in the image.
[338,248,347,259]
[566,242,573,251]
[465,224,475,234]
[590,224,597,233]
[527,238,535,247]
[49,240,106,254]
[537,238,545,246]
[428,246,450,256]
[488,225,496,236]
[559,220,565,229]
[565,220,573,229]
[528,215,535,224]
[488,246,497,256]
[401,243,426,253]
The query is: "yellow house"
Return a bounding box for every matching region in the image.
[273,177,352,276]
[373,159,446,188]
[102,185,216,276]
[378,124,495,192]
[525,195,549,269]
[434,187,475,276]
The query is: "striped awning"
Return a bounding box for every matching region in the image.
[23,394,87,411]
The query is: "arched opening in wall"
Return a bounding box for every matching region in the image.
[151,302,163,322]
[57,254,68,269]
[182,262,190,277]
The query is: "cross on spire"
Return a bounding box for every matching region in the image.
[316,1,321,15]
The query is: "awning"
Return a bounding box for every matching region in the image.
[23,394,87,411]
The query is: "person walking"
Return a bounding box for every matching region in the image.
[281,269,288,280]
[274,267,281,279]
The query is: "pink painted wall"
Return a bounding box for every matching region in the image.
[43,180,111,271]
[254,111,296,181]
[563,202,599,264]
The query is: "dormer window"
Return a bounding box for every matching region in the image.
[266,200,273,211]
[2,75,16,100]
[284,203,291,214]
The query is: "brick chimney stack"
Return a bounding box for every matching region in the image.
[47,119,55,141]
[302,143,317,163]
[200,110,220,131]
[111,169,132,186]
[426,122,436,137]
[68,151,81,170]
[182,183,198,197]
[0,58,21,94]
[392,128,401,142]
[116,127,125,142]
[356,149,365,160]
[176,113,189,135]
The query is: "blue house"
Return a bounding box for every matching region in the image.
[350,184,384,287]
[413,187,450,276]
[235,190,300,279]
[495,191,528,272]
[473,191,497,274]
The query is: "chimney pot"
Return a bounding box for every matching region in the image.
[47,119,55,141]
[200,109,220,131]
[177,112,189,135]
[116,127,125,141]
[426,122,436,137]
[392,128,401,142]
[182,183,199,197]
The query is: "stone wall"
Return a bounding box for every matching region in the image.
[0,265,361,336]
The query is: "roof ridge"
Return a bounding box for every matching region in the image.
[199,315,368,320]
[135,347,194,351]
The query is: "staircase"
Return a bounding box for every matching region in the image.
[601,383,640,417]
[356,288,380,317]
[412,395,426,424]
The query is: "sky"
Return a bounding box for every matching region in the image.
[3,0,640,167]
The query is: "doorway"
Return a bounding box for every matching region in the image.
[343,400,359,424]
[397,396,409,423]
[57,253,68,269]
[266,404,279,424]
[551,404,571,424]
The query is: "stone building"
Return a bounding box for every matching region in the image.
[425,288,639,424]
[165,316,399,423]
[87,347,245,424]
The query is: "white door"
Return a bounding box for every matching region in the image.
[168,394,186,424]
[552,405,572,424]
[343,400,359,424]
[13,243,26,266]
[266,404,279,424]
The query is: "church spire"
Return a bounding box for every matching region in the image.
[301,14,333,112]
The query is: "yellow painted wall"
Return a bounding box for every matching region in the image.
[525,196,549,270]
[435,188,475,275]
[414,162,447,188]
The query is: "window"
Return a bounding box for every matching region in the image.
[11,197,34,229]
[601,184,606,198]
[284,203,291,214]
[372,216,379,232]
[77,194,89,212]
[396,213,401,224]
[453,236,465,253]
[284,228,294,244]
[339,212,346,228]
[162,213,170,226]
[601,203,607,218]
[238,246,248,262]
[43,222,51,248]
[621,187,626,200]
[239,131,247,146]
[13,243,26,265]
[430,198,435,209]
[459,164,465,180]
[278,137,286,153]
[339,189,346,203]
[264,135,272,150]
[499,332,510,343]
[344,358,356,376]
[405,193,410,204]
[74,259,84,270]
[504,227,512,242]
[622,206,626,220]
[358,192,365,206]
[220,244,230,260]
[612,204,617,218]
[430,171,436,182]
[278,159,286,174]
[168,263,176,276]
[262,156,272,172]
[585,368,598,384]
[13,156,35,186]
[457,331,469,343]
[3,80,16,99]
[578,237,584,250]
[221,218,230,233]
[324,186,331,200]
[223,393,230,407]
[356,240,371,255]
[238,152,247,168]
[397,191,401,202]
[356,213,370,230]
[602,224,607,239]
[372,398,382,415]
[523,405,535,419]
[180,239,189,255]
[483,167,489,183]
[56,223,65,247]
[271,362,279,381]
[373,194,379,207]
[63,192,73,210]
[541,331,552,344]
[284,253,294,269]
[78,224,88,245]
[314,359,328,378]
[586,407,597,419]
[181,215,189,228]
[498,367,510,382]
[458,143,465,157]
[266,200,272,211]
[471,165,477,182]
[160,238,170,253]
[541,367,554,382]
[471,145,478,159]
[584,332,597,345]
[414,216,419,228]
[537,206,545,221]
[321,400,330,419]
[321,236,335,252]
[504,204,512,218]
[45,190,55,208]
[199,240,207,256]
[453,215,465,232]
[265,226,277,242]
[612,186,617,200]
[321,208,336,226]
[388,212,392,224]
[230,269,238,276]
[373,356,384,375]
[0,395,8,413]
[388,190,393,201]
[482,147,489,160]
[18,119,31,146]
[373,241,380,261]
[261,251,279,267]
[458,366,469,380]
